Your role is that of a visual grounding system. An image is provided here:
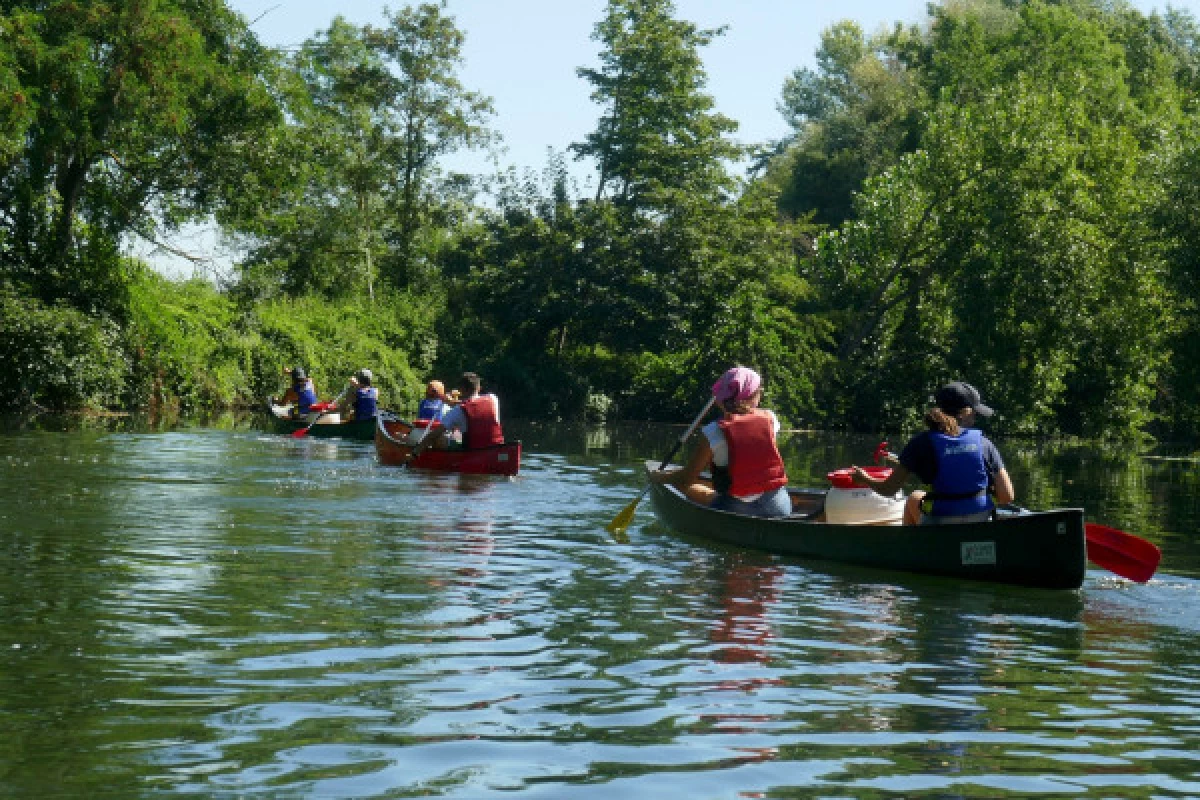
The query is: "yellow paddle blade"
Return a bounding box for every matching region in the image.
[605,494,643,538]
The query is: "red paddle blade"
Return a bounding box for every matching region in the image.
[1085,523,1162,583]
[290,427,310,438]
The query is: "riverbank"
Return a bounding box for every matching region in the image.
[0,271,433,416]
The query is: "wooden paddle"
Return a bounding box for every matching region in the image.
[1085,523,1161,583]
[606,396,717,539]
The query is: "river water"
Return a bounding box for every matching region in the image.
[2,416,1199,798]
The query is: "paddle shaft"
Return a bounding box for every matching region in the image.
[407,402,452,461]
[633,395,718,502]
[656,396,718,472]
[292,410,327,437]
[606,395,718,537]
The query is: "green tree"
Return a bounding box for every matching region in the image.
[772,19,927,227]
[0,0,276,315]
[441,158,827,422]
[518,0,828,421]
[437,157,634,416]
[0,14,32,165]
[369,2,494,284]
[227,2,493,298]
[811,1,1178,437]
[572,0,739,206]
[1158,116,1200,436]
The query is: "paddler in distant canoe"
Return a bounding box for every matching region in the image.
[852,380,1015,525]
[408,371,504,458]
[279,366,319,417]
[416,380,450,423]
[329,368,378,421]
[647,366,791,519]
[403,378,451,444]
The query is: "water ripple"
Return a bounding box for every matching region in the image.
[3,424,1200,797]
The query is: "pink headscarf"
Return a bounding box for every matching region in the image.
[712,366,762,405]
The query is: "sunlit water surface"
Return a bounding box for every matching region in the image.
[2,417,1199,798]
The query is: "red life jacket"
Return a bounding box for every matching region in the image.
[462,395,504,449]
[718,410,788,496]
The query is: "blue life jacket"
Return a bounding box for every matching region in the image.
[417,398,445,421]
[354,386,378,420]
[294,379,317,414]
[929,428,992,516]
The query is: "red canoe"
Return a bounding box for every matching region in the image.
[375,413,521,476]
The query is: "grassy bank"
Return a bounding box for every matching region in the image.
[0,268,437,415]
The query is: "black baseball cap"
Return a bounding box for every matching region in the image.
[935,381,994,417]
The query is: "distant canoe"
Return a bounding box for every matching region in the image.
[645,462,1086,589]
[265,401,376,441]
[375,412,521,476]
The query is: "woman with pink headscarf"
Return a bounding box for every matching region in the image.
[647,366,791,518]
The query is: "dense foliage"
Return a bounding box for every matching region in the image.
[2,0,1199,441]
[0,0,277,316]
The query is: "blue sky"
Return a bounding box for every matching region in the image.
[229,0,1191,183]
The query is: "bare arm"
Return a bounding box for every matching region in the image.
[853,463,912,496]
[332,382,354,412]
[992,468,1015,506]
[647,436,713,486]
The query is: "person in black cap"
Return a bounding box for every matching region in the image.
[852,381,1014,525]
[279,366,320,417]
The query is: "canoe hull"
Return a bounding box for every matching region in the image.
[375,414,520,476]
[266,402,376,441]
[647,472,1086,589]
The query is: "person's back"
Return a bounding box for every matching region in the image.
[416,380,447,423]
[460,393,504,449]
[410,372,501,457]
[351,369,377,420]
[713,408,788,499]
[285,367,318,415]
[924,427,992,516]
[854,380,1014,525]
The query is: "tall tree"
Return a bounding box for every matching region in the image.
[0,0,276,315]
[572,0,739,207]
[227,2,493,297]
[810,1,1180,436]
[0,15,31,165]
[772,19,927,227]
[451,0,826,421]
[367,2,494,284]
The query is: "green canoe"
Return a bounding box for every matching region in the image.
[266,401,376,442]
[645,462,1087,589]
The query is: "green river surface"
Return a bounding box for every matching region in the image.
[2,415,1200,799]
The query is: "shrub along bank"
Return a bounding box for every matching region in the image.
[0,268,437,416]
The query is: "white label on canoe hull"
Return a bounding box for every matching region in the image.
[498,453,509,462]
[962,541,997,566]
